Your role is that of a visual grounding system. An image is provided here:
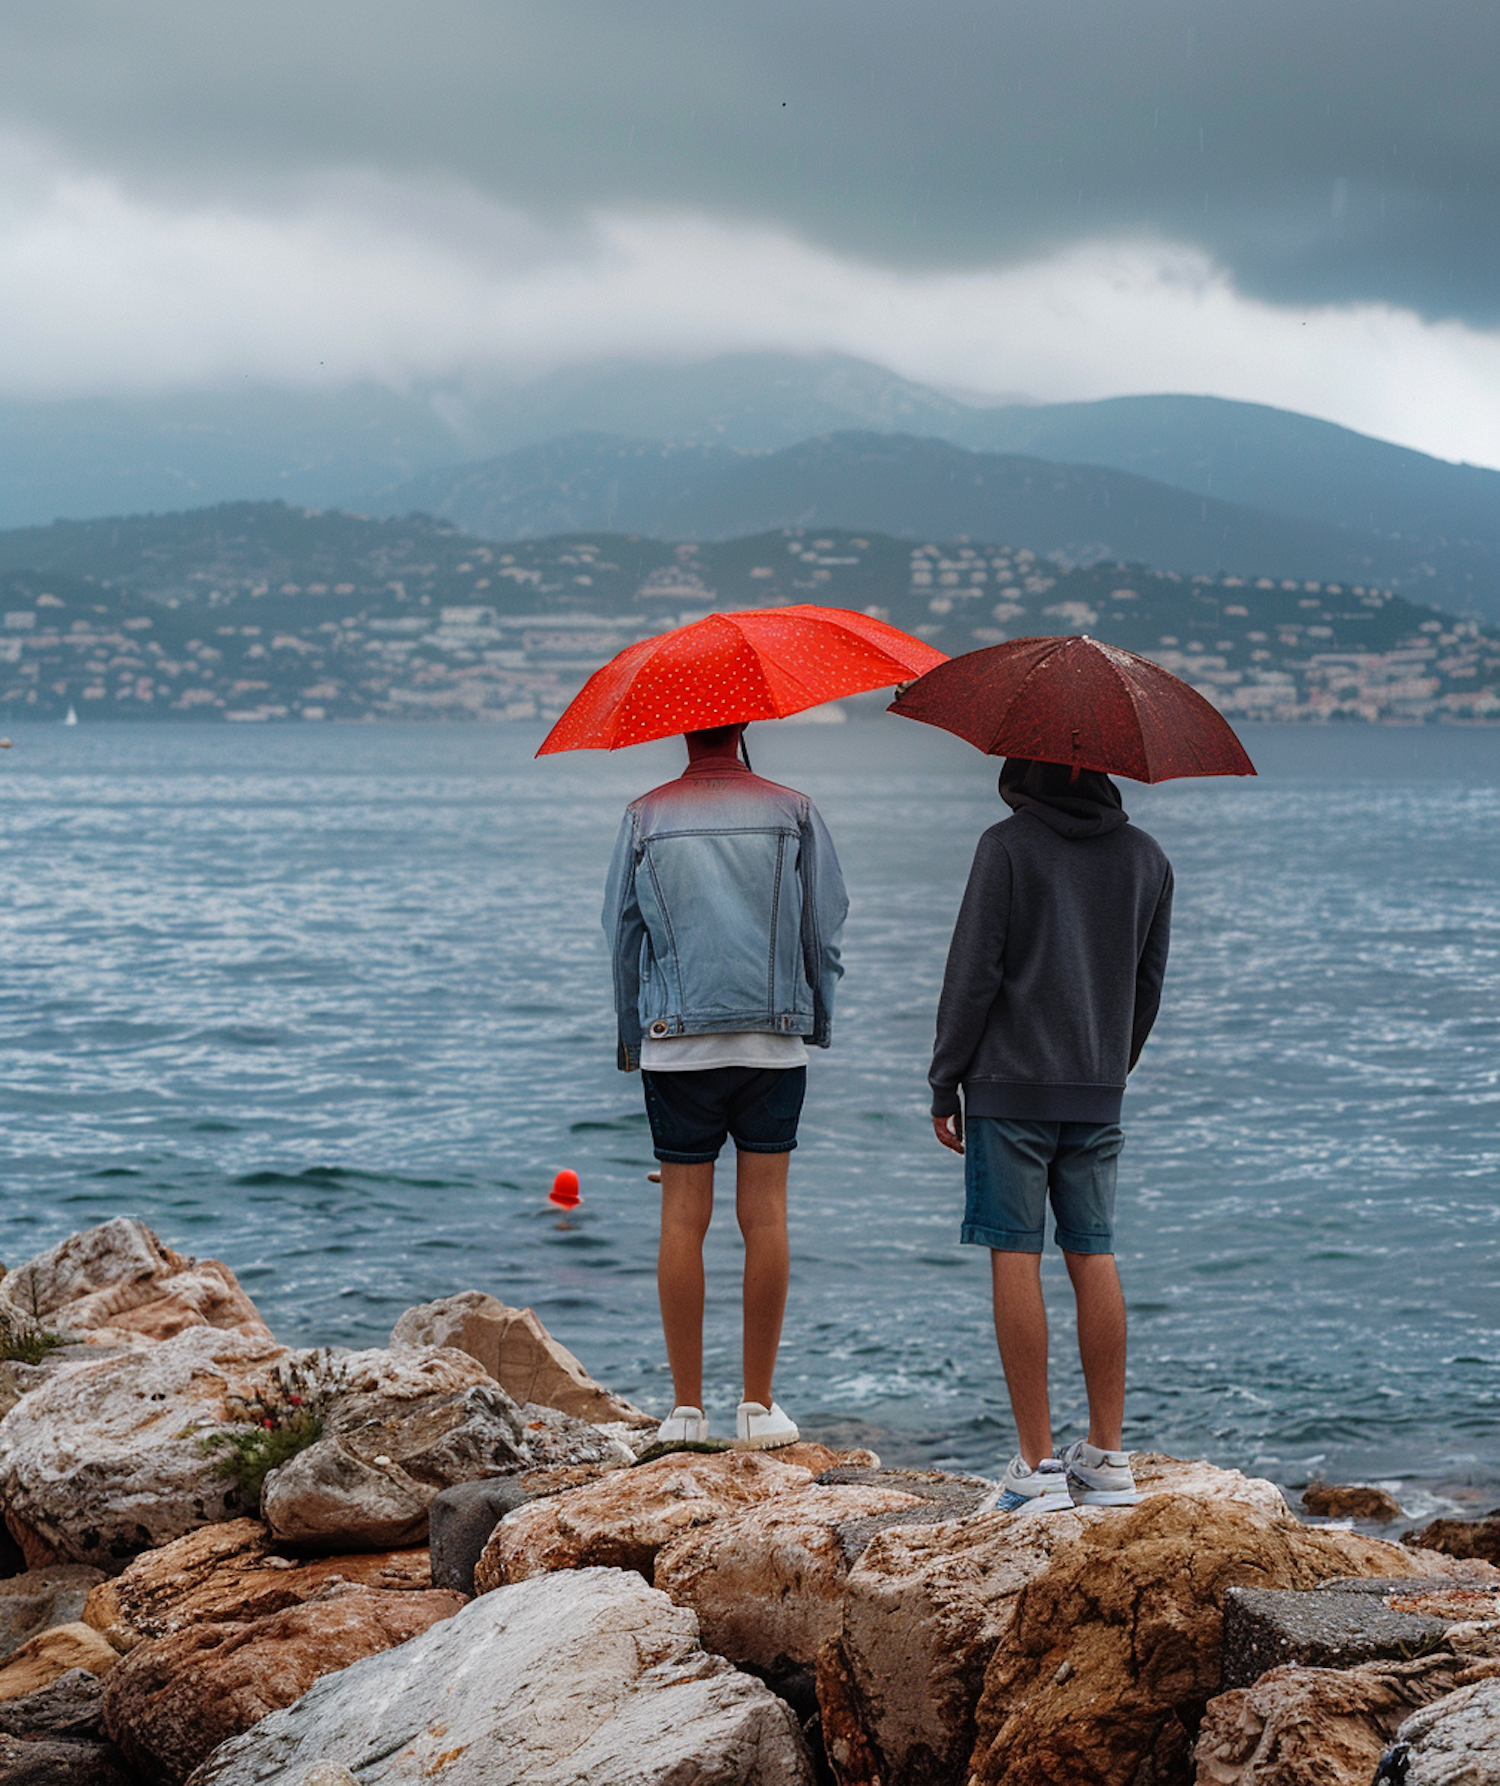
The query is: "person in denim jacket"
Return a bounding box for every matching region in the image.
[604,722,847,1450]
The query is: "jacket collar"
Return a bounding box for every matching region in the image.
[680,757,752,780]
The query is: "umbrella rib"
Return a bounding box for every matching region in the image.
[1097,645,1153,775]
[985,636,1072,757]
[719,609,891,710]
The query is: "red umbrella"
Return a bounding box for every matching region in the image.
[888,634,1255,783]
[537,605,947,754]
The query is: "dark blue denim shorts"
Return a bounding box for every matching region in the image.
[961,1117,1124,1254]
[641,1065,807,1165]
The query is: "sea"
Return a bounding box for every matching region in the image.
[1,718,1497,1515]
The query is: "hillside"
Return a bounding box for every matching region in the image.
[5,353,1497,603]
[376,431,1500,618]
[0,505,1494,728]
[961,394,1500,551]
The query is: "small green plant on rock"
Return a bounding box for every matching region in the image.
[0,1279,64,1365]
[199,1349,349,1511]
[0,1327,64,1366]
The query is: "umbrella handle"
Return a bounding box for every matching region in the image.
[740,731,754,773]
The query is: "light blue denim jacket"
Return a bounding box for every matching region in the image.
[603,760,848,1071]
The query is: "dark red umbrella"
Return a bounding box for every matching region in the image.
[538,605,946,754]
[888,634,1255,782]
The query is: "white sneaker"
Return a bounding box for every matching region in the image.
[656,1406,709,1444]
[1061,1439,1141,1505]
[979,1454,1074,1514]
[734,1400,799,1450]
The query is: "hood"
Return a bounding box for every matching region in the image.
[999,757,1128,839]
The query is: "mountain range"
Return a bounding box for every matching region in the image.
[377,429,1500,619]
[5,352,1498,615]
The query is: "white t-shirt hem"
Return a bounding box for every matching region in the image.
[639,1031,809,1072]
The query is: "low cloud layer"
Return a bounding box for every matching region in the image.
[3,142,1499,468]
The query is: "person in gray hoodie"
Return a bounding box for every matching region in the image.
[930,756,1172,1513]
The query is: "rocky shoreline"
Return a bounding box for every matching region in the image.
[0,1219,1494,1785]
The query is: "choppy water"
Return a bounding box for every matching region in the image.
[1,720,1497,1512]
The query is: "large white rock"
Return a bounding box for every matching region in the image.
[0,1219,272,1345]
[0,1323,609,1568]
[262,1383,529,1551]
[1401,1676,1500,1786]
[390,1291,655,1427]
[258,1354,635,1551]
[653,1481,930,1675]
[185,1567,813,1786]
[0,1327,289,1570]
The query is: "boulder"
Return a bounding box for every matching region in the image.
[1193,1655,1466,1785]
[817,1504,1094,1786]
[390,1290,655,1427]
[0,1623,120,1700]
[0,1669,139,1784]
[475,1450,819,1591]
[966,1496,1470,1786]
[1131,1453,1292,1518]
[0,1218,271,1344]
[312,1343,494,1414]
[815,1455,1296,1786]
[1400,1675,1500,1785]
[251,1344,635,1552]
[262,1381,529,1550]
[655,1482,931,1680]
[815,1463,989,1508]
[429,1476,538,1595]
[0,1729,136,1785]
[81,1519,432,1649]
[0,1326,288,1570]
[102,1583,463,1784]
[183,1567,813,1786]
[0,1668,105,1741]
[1221,1584,1453,1687]
[1301,1482,1405,1522]
[0,1569,106,1662]
[1410,1513,1500,1568]
[508,1400,642,1469]
[429,1463,628,1593]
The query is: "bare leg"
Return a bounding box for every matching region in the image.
[990,1250,1053,1467]
[658,1162,715,1409]
[735,1149,790,1407]
[1064,1251,1127,1451]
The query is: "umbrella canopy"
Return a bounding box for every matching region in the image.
[537,604,947,754]
[888,634,1255,783]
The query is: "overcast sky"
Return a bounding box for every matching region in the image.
[3,0,1499,463]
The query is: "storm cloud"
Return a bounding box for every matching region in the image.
[4,0,1495,319]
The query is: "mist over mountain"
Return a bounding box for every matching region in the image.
[4,354,1494,533]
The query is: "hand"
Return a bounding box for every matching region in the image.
[933,1114,965,1155]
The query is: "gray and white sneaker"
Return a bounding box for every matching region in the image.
[979,1454,1074,1514]
[1061,1439,1141,1505]
[656,1406,709,1444]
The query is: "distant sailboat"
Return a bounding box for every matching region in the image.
[64,704,78,726]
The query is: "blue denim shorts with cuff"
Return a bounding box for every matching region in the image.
[642,1065,806,1165]
[961,1117,1123,1254]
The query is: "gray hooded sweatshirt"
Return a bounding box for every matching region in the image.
[928,759,1173,1124]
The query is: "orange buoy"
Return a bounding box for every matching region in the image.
[549,1169,581,1209]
